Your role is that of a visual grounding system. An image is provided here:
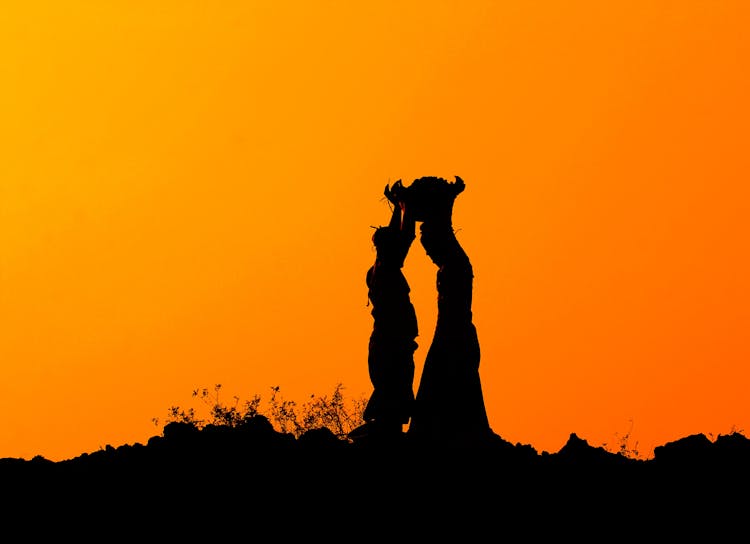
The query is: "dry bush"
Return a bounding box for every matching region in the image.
[154,383,367,441]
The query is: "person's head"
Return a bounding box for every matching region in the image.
[419,225,450,266]
[371,226,404,266]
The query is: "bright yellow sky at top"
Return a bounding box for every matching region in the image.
[1,1,748,461]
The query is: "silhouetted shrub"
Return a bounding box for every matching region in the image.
[154,383,367,441]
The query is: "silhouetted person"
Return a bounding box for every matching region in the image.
[403,176,493,445]
[349,181,418,441]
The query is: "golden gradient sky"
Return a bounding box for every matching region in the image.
[1,1,748,461]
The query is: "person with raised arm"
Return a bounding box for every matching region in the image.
[403,176,494,445]
[349,181,419,442]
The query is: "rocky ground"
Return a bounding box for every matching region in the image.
[2,417,748,537]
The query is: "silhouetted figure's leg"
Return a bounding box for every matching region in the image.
[350,182,418,441]
[405,176,493,445]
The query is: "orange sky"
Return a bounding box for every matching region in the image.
[1,1,748,461]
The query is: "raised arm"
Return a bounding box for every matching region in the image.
[384,182,403,230]
[377,180,416,267]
